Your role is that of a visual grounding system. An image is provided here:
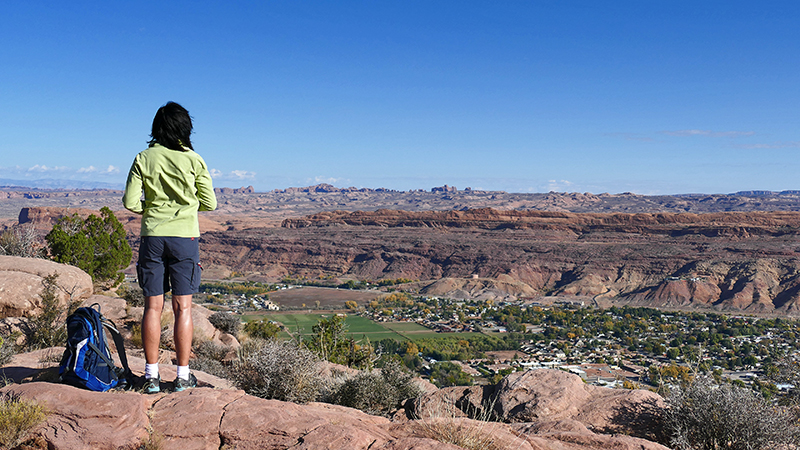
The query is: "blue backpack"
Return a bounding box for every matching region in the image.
[59,304,132,391]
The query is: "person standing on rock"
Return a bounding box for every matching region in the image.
[123,101,217,394]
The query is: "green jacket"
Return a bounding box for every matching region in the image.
[123,143,217,237]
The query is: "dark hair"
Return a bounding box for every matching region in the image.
[149,101,193,151]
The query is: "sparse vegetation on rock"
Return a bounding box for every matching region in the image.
[21,273,80,350]
[0,223,44,258]
[327,359,422,416]
[660,377,800,450]
[0,392,48,449]
[118,283,144,307]
[231,338,324,403]
[0,334,16,368]
[208,311,241,337]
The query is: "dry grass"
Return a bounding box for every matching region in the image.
[414,398,505,450]
[0,392,48,448]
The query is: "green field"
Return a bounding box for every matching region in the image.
[241,313,487,343]
[260,313,409,342]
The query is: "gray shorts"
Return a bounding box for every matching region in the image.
[137,236,201,297]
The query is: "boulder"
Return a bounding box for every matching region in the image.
[493,369,665,437]
[0,256,93,319]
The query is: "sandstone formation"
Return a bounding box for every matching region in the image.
[0,255,93,319]
[0,363,669,450]
[410,369,664,442]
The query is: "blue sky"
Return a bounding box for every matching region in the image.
[1,1,798,194]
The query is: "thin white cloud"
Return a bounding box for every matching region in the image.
[544,179,574,192]
[313,176,348,185]
[209,168,256,180]
[661,129,755,138]
[78,165,120,175]
[230,170,255,179]
[27,164,70,172]
[736,141,800,149]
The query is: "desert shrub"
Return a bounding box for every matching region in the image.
[45,206,132,287]
[21,273,80,350]
[660,377,800,450]
[0,392,48,448]
[327,359,422,416]
[231,338,323,403]
[0,223,45,258]
[243,319,281,340]
[0,333,18,367]
[189,340,230,379]
[119,284,144,307]
[208,312,240,336]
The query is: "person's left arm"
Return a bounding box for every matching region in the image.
[195,157,217,211]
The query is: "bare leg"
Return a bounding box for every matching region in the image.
[143,295,164,364]
[172,294,193,367]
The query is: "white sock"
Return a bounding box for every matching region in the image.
[145,363,159,380]
[177,365,190,381]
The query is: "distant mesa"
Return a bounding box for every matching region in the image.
[214,185,255,194]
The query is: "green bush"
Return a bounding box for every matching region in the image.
[0,392,48,448]
[660,377,800,450]
[243,320,281,340]
[327,359,422,416]
[231,338,323,403]
[45,206,132,287]
[208,312,241,336]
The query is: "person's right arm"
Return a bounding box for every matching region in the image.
[122,157,144,214]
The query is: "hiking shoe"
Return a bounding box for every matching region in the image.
[173,373,197,392]
[143,377,161,394]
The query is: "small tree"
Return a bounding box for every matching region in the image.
[305,315,374,369]
[46,207,132,287]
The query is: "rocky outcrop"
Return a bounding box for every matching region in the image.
[410,369,664,442]
[0,360,669,450]
[0,256,93,319]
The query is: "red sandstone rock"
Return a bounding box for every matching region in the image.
[0,256,93,319]
[493,369,665,437]
[0,365,672,450]
[0,382,151,450]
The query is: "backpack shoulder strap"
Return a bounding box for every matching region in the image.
[102,317,132,377]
